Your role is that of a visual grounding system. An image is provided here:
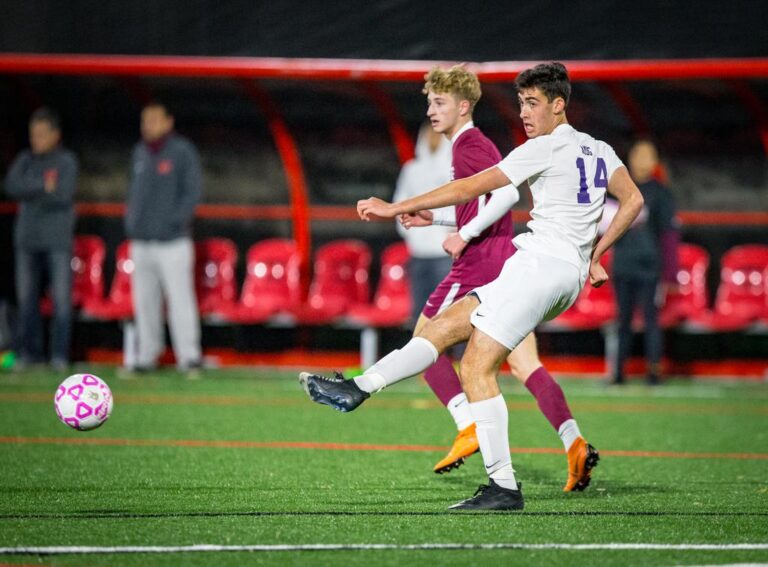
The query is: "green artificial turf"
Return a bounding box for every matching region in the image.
[0,366,766,566]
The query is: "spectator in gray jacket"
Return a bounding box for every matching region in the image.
[125,101,202,374]
[4,107,78,370]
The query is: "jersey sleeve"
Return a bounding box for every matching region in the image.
[601,143,624,179]
[458,183,520,241]
[496,137,552,187]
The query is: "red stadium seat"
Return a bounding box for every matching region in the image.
[763,264,768,324]
[659,243,710,328]
[213,239,301,324]
[346,241,411,328]
[81,241,134,321]
[688,244,768,331]
[195,238,238,317]
[41,234,106,316]
[290,240,371,325]
[546,251,616,330]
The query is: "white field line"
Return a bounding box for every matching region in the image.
[1,543,767,555]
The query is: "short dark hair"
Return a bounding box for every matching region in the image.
[142,100,172,117]
[515,62,571,106]
[29,107,61,130]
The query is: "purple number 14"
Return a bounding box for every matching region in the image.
[575,157,608,203]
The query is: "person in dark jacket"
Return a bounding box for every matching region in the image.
[610,139,679,385]
[125,101,202,373]
[4,107,78,370]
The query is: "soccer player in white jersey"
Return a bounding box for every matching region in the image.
[301,62,644,511]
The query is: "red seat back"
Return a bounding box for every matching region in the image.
[240,239,302,311]
[307,240,371,311]
[661,243,709,322]
[372,242,411,314]
[71,235,106,306]
[108,241,134,307]
[713,244,768,319]
[195,238,238,313]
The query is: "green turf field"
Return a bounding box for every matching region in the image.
[1,366,767,566]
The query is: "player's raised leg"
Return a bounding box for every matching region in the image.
[299,297,477,412]
[507,333,600,491]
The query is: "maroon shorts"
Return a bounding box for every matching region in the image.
[421,277,478,319]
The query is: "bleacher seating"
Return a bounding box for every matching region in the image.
[212,238,301,324]
[81,241,134,321]
[687,244,768,332]
[195,238,238,318]
[346,241,411,328]
[659,243,710,328]
[289,240,371,325]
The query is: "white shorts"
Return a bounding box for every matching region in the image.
[469,251,583,351]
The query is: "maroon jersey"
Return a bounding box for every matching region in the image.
[449,127,515,286]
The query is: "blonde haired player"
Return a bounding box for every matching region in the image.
[301,63,643,510]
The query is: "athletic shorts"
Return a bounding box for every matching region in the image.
[421,278,479,319]
[469,251,583,351]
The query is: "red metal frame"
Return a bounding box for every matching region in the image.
[362,82,414,165]
[2,53,767,230]
[1,54,767,81]
[1,202,767,226]
[238,79,311,295]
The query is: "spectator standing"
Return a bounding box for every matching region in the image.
[125,102,202,373]
[393,123,453,323]
[5,108,78,370]
[610,139,679,385]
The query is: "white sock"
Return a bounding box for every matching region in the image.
[558,418,582,452]
[469,394,517,491]
[353,337,439,394]
[446,393,474,431]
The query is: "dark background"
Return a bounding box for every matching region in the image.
[0,1,766,360]
[2,0,766,60]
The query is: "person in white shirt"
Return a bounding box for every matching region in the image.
[301,62,644,511]
[393,123,453,323]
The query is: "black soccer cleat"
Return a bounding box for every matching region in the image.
[448,480,525,511]
[298,371,370,412]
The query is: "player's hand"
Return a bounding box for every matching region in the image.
[399,210,433,229]
[357,197,396,221]
[443,232,468,259]
[589,259,609,287]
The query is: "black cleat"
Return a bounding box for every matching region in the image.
[448,480,525,512]
[298,371,370,412]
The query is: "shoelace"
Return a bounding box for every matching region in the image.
[315,371,346,383]
[471,484,490,498]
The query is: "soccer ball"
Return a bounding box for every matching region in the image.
[54,373,113,431]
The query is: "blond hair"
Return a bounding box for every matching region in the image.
[422,65,482,112]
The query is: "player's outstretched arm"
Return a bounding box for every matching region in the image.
[590,166,644,286]
[357,166,511,221]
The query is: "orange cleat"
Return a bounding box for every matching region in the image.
[563,437,600,492]
[433,423,480,474]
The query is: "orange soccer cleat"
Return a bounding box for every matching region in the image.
[563,437,600,492]
[433,423,480,474]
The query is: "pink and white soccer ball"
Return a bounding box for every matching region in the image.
[54,373,113,431]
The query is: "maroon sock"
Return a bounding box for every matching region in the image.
[423,354,464,407]
[524,366,573,432]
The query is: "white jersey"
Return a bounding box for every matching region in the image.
[496,123,624,279]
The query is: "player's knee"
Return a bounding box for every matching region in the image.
[419,311,469,349]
